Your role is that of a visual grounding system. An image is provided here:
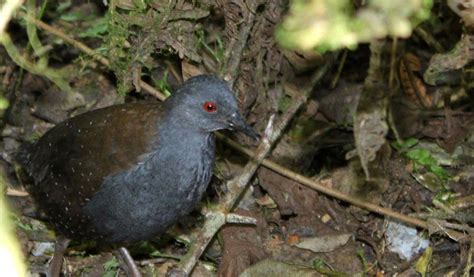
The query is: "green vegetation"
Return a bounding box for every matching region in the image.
[276,0,433,52]
[102,257,120,277]
[393,138,451,181]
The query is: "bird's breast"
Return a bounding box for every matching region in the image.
[83,133,216,244]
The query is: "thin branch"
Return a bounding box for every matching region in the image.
[221,135,468,242]
[6,188,29,197]
[389,37,397,89]
[220,1,260,88]
[26,0,48,67]
[0,32,73,93]
[23,14,110,67]
[463,237,474,277]
[21,14,167,101]
[414,26,444,53]
[330,49,347,89]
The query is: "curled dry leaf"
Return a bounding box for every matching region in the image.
[399,53,435,108]
[282,49,324,73]
[255,194,277,208]
[181,60,203,81]
[295,233,351,253]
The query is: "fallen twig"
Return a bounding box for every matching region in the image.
[5,187,29,197]
[221,134,468,242]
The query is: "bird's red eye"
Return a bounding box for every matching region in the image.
[203,101,217,113]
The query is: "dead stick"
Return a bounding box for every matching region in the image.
[222,135,468,241]
[25,16,109,66]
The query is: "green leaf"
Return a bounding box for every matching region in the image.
[312,258,325,268]
[429,164,450,180]
[406,148,429,162]
[0,97,9,109]
[56,1,72,13]
[392,138,419,150]
[15,221,33,231]
[60,11,95,22]
[278,95,292,113]
[435,190,455,202]
[154,70,172,97]
[415,246,432,277]
[401,138,419,149]
[79,18,109,38]
[103,257,119,271]
[417,154,435,166]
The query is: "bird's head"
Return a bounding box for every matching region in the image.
[166,75,259,140]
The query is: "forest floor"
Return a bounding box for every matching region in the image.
[1,0,473,276]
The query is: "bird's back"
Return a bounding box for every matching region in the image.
[21,102,163,241]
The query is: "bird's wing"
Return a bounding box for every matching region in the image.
[24,102,163,212]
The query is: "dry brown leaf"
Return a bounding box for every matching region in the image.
[181,60,203,81]
[287,235,300,245]
[399,53,433,108]
[295,233,351,253]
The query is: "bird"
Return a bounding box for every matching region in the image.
[18,74,258,276]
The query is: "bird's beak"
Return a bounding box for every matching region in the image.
[228,113,259,140]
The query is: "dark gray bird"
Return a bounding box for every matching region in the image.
[20,75,258,276]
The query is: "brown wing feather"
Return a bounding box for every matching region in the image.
[24,102,162,238]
